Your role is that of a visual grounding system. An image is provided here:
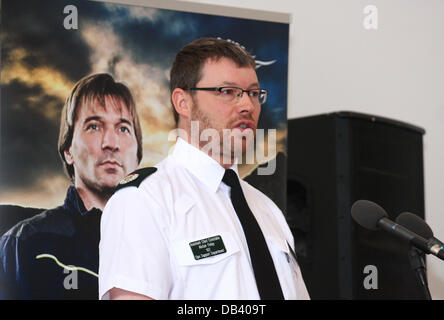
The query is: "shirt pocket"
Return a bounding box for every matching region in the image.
[170,232,244,298]
[171,231,240,266]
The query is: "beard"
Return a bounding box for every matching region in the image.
[190,100,256,164]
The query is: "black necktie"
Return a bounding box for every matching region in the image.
[222,169,284,300]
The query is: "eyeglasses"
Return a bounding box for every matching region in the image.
[187,86,268,105]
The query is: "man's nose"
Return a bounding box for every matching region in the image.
[237,92,257,115]
[102,128,120,151]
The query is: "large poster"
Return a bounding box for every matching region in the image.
[0,0,289,214]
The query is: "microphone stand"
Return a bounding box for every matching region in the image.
[408,246,432,300]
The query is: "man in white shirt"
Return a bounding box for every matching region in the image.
[99,37,309,300]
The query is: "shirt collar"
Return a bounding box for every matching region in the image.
[171,137,239,193]
[64,186,102,216]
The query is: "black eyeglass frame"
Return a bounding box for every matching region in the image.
[186,86,268,105]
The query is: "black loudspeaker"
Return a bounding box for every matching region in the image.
[286,111,426,299]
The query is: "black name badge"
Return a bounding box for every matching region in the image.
[189,235,227,260]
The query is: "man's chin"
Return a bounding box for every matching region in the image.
[220,143,255,165]
[97,174,126,190]
[93,182,119,197]
[232,138,255,155]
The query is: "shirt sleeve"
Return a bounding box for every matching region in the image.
[98,186,171,300]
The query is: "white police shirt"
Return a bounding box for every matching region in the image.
[99,138,310,300]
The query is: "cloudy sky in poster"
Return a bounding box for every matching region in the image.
[0,0,289,208]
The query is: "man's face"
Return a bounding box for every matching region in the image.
[190,57,261,158]
[65,96,139,194]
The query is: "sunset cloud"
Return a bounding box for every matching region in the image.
[1,48,74,120]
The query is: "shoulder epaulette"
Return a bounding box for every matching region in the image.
[114,167,157,193]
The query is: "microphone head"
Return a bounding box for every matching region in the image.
[396,212,433,238]
[351,200,388,230]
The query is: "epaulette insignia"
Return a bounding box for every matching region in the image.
[114,167,157,193]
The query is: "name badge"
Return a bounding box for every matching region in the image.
[189,235,227,260]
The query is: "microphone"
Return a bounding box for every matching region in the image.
[395,212,434,300]
[351,200,443,260]
[397,212,444,258]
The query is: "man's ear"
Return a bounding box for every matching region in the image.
[171,88,192,120]
[64,148,74,165]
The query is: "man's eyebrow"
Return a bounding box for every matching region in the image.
[84,116,102,124]
[83,116,133,126]
[119,118,133,127]
[221,81,260,88]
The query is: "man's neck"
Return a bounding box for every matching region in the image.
[75,185,111,211]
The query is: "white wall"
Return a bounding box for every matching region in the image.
[181,0,444,299]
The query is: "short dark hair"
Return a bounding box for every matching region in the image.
[58,73,143,181]
[170,37,256,126]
